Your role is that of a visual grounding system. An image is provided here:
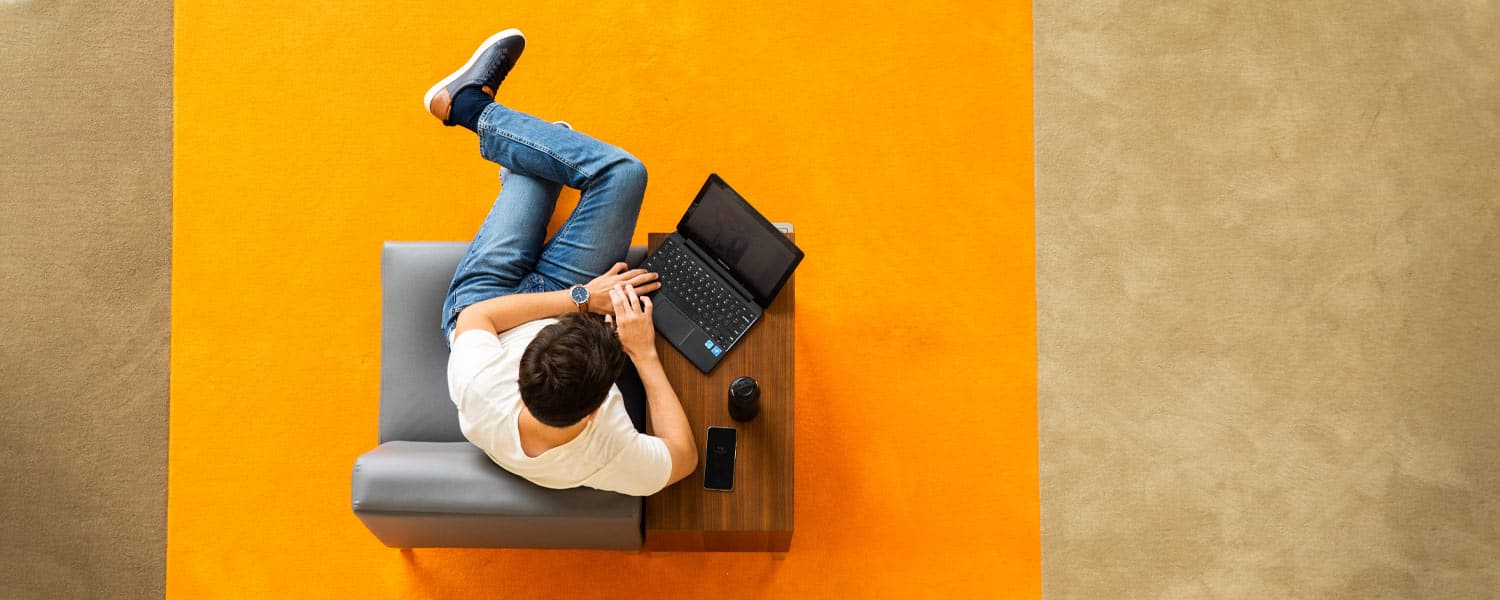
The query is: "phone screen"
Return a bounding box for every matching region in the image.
[704,426,737,491]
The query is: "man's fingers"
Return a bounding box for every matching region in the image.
[635,281,662,295]
[613,285,638,316]
[610,287,627,314]
[640,295,653,316]
[607,262,628,276]
[627,271,659,286]
[625,284,640,311]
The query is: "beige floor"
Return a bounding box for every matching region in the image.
[1036,1,1500,597]
[0,1,171,598]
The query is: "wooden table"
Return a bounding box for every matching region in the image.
[642,233,794,553]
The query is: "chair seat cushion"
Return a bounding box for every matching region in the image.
[379,242,649,443]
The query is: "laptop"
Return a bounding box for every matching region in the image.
[640,174,804,373]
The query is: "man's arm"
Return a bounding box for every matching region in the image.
[452,263,662,338]
[632,349,698,485]
[452,290,572,338]
[610,284,697,486]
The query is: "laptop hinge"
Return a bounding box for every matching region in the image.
[679,235,757,304]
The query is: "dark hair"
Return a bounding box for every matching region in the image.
[518,312,627,427]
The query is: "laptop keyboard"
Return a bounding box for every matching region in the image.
[642,239,755,348]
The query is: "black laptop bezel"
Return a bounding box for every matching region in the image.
[676,173,804,308]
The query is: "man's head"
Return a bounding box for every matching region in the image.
[519,312,626,428]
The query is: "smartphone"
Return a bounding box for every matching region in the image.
[703,426,737,491]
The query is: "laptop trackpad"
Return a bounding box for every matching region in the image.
[651,296,697,346]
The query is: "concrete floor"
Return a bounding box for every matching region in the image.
[1036,1,1500,596]
[0,1,170,598]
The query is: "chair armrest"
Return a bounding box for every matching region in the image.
[625,245,647,268]
[351,441,643,549]
[352,441,640,518]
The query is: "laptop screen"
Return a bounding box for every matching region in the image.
[679,174,803,306]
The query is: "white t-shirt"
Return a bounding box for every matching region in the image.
[446,320,672,496]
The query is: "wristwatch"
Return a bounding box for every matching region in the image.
[569,285,590,314]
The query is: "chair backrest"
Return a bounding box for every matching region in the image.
[380,242,469,443]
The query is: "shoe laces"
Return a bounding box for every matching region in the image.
[483,50,511,86]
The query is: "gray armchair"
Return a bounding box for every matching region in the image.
[351,242,647,549]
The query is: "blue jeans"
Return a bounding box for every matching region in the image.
[441,103,647,345]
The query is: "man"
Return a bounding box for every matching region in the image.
[428,29,697,496]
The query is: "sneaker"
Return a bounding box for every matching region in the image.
[424,28,526,124]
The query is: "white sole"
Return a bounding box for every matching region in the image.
[423,28,524,114]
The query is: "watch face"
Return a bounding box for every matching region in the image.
[570,286,589,304]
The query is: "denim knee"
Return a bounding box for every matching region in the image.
[604,155,648,196]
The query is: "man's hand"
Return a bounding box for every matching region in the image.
[586,262,660,314]
[609,283,657,360]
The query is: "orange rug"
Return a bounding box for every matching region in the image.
[170,2,1036,597]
